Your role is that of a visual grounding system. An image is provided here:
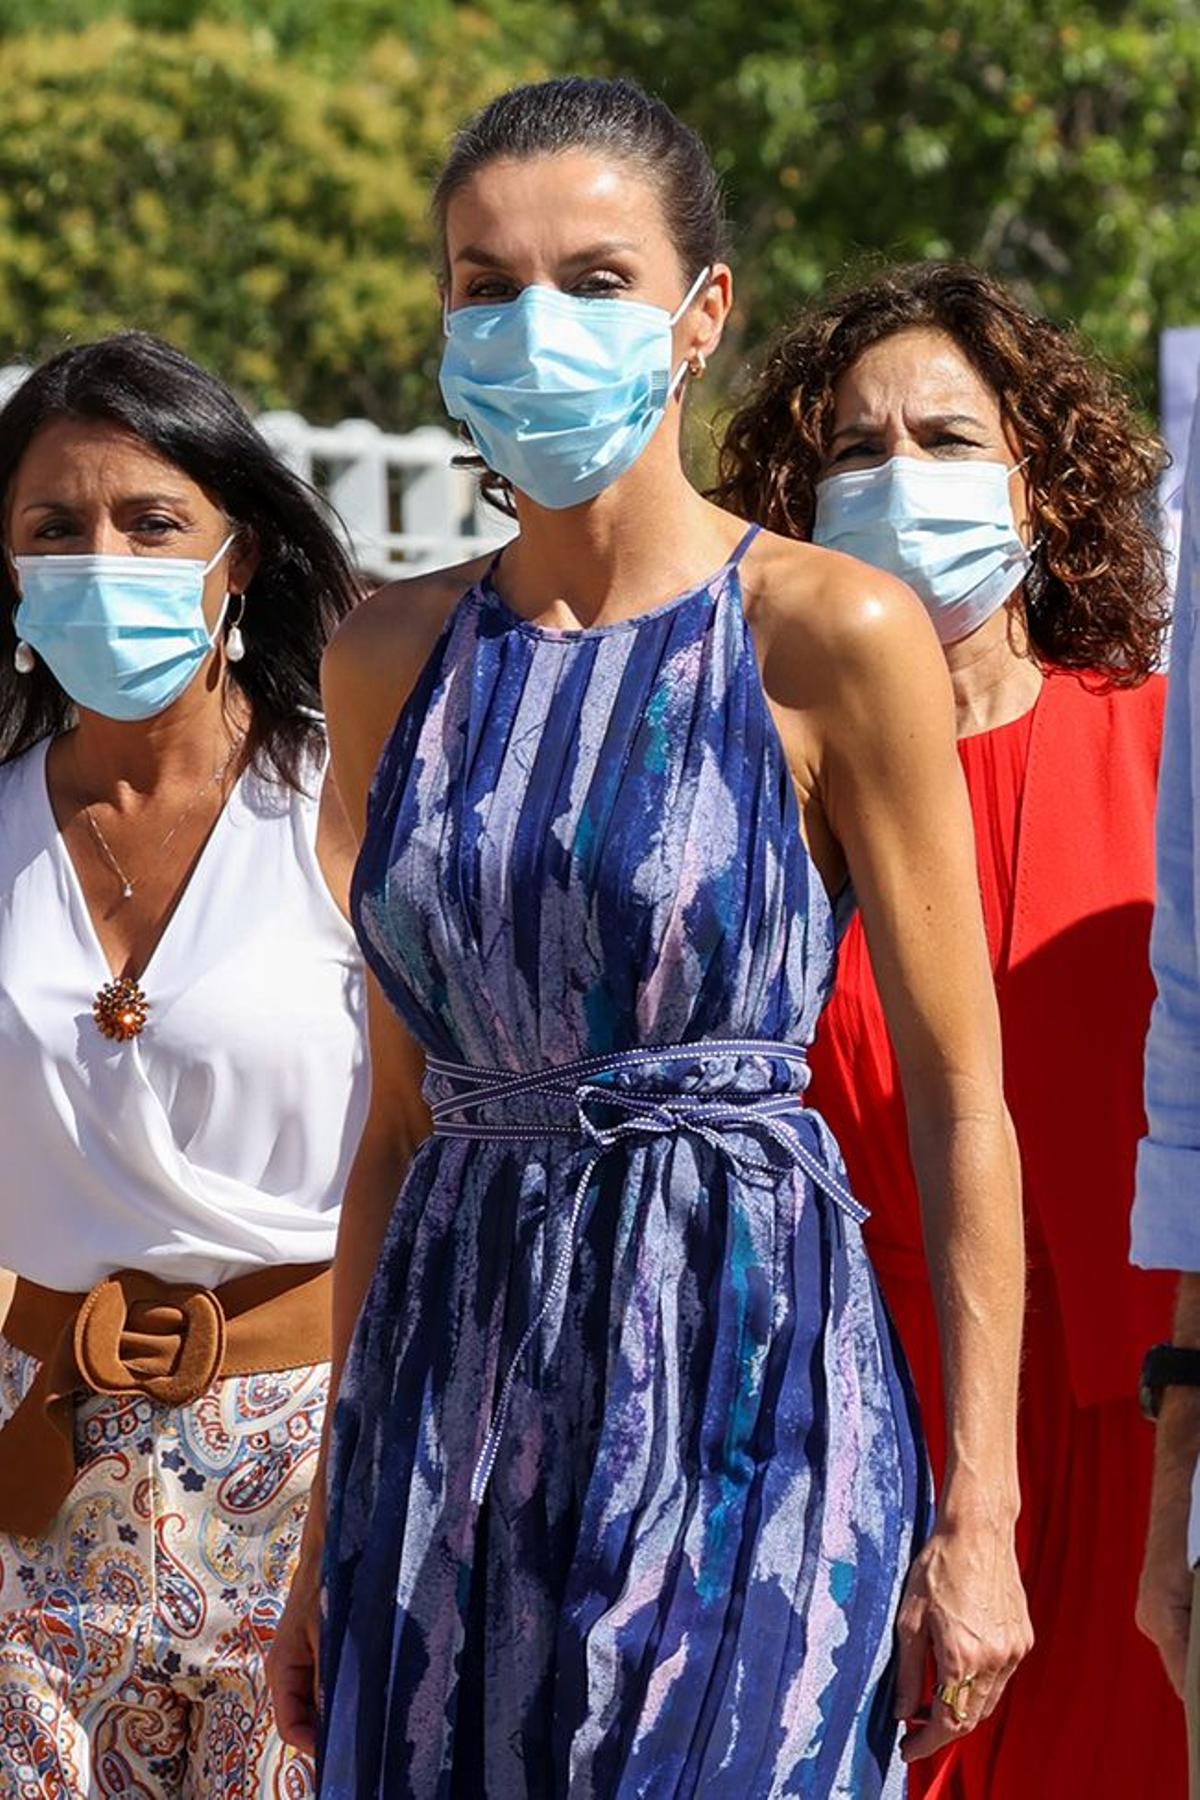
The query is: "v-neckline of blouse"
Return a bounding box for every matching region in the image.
[36,734,247,989]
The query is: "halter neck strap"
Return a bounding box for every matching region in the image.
[727,522,761,570]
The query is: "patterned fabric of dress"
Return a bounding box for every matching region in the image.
[320,528,930,1799]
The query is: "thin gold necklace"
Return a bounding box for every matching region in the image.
[79,737,244,1040]
[82,738,242,902]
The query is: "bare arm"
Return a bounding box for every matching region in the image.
[296,587,448,1543]
[1139,1275,1200,1694]
[814,594,1022,1529]
[754,542,1030,1759]
[297,976,430,1550]
[269,563,482,1752]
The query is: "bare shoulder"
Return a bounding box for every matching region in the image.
[740,527,946,714]
[743,528,933,663]
[321,552,492,827]
[324,554,491,705]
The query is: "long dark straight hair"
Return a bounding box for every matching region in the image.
[0,331,361,785]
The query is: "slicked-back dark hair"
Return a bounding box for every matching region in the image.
[0,331,360,784]
[433,77,729,515]
[433,75,728,285]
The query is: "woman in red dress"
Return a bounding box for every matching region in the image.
[718,262,1183,1796]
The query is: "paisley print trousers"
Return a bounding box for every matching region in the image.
[0,1334,325,1799]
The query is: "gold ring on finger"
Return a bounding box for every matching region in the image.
[935,1675,976,1724]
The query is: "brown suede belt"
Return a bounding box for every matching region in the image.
[0,1261,331,1536]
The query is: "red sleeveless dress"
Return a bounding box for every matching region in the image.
[809,670,1184,1799]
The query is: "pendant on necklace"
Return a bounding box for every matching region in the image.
[121,883,133,901]
[93,975,150,1041]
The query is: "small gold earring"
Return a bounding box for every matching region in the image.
[689,349,708,381]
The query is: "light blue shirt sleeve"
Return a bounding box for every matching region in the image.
[1133,393,1200,1270]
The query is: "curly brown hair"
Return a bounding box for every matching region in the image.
[714,262,1168,684]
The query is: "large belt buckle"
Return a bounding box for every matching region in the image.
[74,1273,226,1407]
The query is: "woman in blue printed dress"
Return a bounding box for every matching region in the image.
[268,77,1032,1798]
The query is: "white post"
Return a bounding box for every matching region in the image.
[256,411,316,482]
[0,365,29,407]
[402,426,472,568]
[323,421,389,576]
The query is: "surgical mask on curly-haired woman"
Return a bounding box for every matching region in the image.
[812,456,1032,645]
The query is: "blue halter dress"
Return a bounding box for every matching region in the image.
[319,526,930,1798]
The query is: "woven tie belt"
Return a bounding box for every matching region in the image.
[426,1040,868,1503]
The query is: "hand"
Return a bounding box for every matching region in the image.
[894,1511,1033,1763]
[1137,1498,1194,1697]
[1136,1374,1200,1700]
[268,1540,323,1756]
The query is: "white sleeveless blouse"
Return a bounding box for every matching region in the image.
[0,738,368,1291]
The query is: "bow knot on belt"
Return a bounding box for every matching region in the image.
[576,1084,677,1149]
[425,1039,867,1504]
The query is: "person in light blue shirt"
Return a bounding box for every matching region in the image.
[1135,387,1200,1793]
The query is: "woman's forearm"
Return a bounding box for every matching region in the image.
[1148,1275,1200,1552]
[910,1098,1025,1522]
[298,961,432,1553]
[301,1132,416,1551]
[331,1147,408,1389]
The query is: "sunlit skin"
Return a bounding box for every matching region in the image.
[825,328,1043,738]
[267,149,1032,1764]
[444,150,732,633]
[6,420,355,976]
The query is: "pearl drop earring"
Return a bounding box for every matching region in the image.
[225,595,246,664]
[13,640,34,675]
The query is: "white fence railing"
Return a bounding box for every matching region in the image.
[255,413,515,578]
[0,366,515,578]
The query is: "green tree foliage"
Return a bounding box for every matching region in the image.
[0,0,557,72]
[572,0,1200,406]
[0,1,1194,420]
[0,15,539,422]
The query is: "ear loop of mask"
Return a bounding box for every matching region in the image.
[1007,456,1042,562]
[204,530,238,645]
[204,530,237,577]
[667,265,713,398]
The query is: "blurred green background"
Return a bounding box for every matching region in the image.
[0,0,1195,425]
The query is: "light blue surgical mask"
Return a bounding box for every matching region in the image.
[438,267,710,510]
[12,534,235,721]
[812,456,1032,645]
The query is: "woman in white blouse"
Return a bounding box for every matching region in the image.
[0,330,368,1799]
